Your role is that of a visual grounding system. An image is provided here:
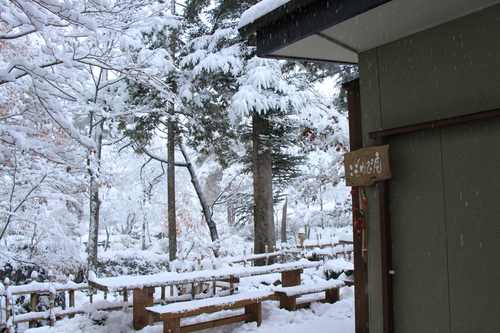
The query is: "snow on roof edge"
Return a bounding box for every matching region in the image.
[238,0,292,29]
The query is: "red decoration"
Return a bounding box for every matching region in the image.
[351,209,356,213]
[354,221,360,226]
[361,200,368,205]
[357,230,362,233]
[358,218,363,222]
[350,190,357,194]
[361,223,367,228]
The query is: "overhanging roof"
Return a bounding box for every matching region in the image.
[239,0,500,64]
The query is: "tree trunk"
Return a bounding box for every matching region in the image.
[167,107,176,261]
[142,209,147,250]
[167,1,178,262]
[179,144,219,253]
[252,112,276,264]
[87,116,103,271]
[281,197,287,243]
[227,201,234,227]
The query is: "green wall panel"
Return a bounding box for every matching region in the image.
[376,5,500,129]
[358,5,500,332]
[387,131,450,333]
[440,119,500,332]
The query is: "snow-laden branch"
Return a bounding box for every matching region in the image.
[0,168,47,242]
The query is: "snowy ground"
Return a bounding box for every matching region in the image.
[26,289,354,333]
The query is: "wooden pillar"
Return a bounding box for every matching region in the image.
[29,292,37,328]
[376,135,394,333]
[281,269,301,287]
[69,289,75,319]
[325,287,340,303]
[279,295,297,311]
[164,317,181,333]
[245,302,263,326]
[133,287,155,330]
[49,291,55,326]
[342,79,369,333]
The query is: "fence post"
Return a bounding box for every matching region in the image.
[161,286,166,301]
[4,278,10,326]
[123,289,128,302]
[265,245,269,266]
[29,271,38,328]
[48,274,55,326]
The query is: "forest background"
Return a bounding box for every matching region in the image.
[0,0,356,282]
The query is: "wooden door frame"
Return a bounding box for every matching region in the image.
[342,79,370,333]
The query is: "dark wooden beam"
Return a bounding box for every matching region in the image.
[343,79,369,333]
[369,109,500,139]
[375,136,394,333]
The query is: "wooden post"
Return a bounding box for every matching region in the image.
[103,272,108,300]
[279,295,297,311]
[245,302,263,326]
[133,287,155,330]
[4,279,10,324]
[29,272,37,328]
[265,245,269,266]
[325,288,340,303]
[48,275,55,326]
[281,269,302,287]
[69,289,75,318]
[229,276,234,294]
[163,316,181,333]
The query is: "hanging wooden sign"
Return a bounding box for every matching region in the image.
[344,145,391,186]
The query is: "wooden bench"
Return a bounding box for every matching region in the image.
[89,259,322,330]
[272,280,345,311]
[146,291,275,333]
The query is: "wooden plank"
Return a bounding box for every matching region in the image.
[181,313,252,333]
[156,296,271,319]
[149,294,270,333]
[273,281,344,297]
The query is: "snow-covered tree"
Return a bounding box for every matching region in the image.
[1,0,179,270]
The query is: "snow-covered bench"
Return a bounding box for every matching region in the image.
[146,290,275,333]
[272,280,345,311]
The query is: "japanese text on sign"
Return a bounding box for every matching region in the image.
[344,145,391,186]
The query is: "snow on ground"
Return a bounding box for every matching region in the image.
[25,286,354,333]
